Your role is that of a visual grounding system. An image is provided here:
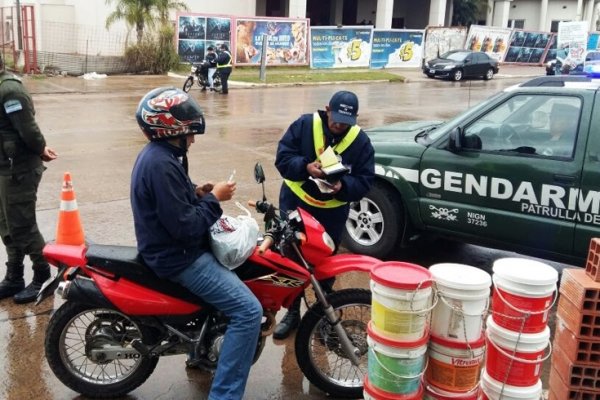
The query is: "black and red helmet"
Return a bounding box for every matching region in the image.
[136,87,205,141]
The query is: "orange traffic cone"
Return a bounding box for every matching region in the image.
[55,172,85,245]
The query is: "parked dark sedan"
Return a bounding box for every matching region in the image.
[423,50,499,81]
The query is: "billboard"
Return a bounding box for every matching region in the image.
[177,14,232,64]
[234,18,309,65]
[370,29,424,69]
[310,26,373,68]
[503,29,553,65]
[423,26,467,62]
[465,25,512,62]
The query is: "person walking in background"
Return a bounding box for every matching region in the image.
[217,43,233,95]
[131,87,262,399]
[272,90,375,339]
[0,56,58,304]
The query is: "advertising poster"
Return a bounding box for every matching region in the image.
[423,26,467,62]
[543,33,557,64]
[548,21,589,73]
[234,18,309,65]
[177,14,231,64]
[503,30,552,65]
[310,26,373,68]
[370,29,424,69]
[588,32,600,50]
[465,25,512,61]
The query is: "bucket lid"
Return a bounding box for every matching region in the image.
[481,369,542,396]
[368,321,429,348]
[371,262,432,290]
[486,315,550,344]
[492,258,558,286]
[364,375,425,400]
[430,332,485,349]
[429,263,491,291]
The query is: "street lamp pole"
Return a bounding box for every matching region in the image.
[15,0,22,50]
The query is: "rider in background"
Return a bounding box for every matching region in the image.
[203,46,218,92]
[130,87,262,400]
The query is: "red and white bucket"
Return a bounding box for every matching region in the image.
[429,263,491,343]
[485,316,550,387]
[480,369,542,400]
[425,333,485,393]
[491,258,558,333]
[423,382,479,399]
[363,375,424,400]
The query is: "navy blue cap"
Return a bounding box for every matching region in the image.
[329,91,358,125]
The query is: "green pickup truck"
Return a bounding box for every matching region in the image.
[342,76,600,265]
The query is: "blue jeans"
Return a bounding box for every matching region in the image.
[171,252,262,400]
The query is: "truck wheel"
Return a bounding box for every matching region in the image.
[342,182,404,259]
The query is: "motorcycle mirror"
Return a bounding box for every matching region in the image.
[254,163,265,183]
[254,162,267,202]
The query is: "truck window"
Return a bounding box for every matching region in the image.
[463,94,581,158]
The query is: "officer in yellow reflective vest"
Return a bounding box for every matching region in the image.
[273,90,375,339]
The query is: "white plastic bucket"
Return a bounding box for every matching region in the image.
[485,316,550,387]
[367,321,428,395]
[370,262,434,341]
[425,333,485,393]
[480,369,542,400]
[491,258,558,333]
[429,263,491,342]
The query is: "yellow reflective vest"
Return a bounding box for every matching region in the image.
[284,112,361,208]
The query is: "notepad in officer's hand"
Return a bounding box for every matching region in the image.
[319,146,349,183]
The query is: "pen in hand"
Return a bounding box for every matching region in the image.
[228,169,236,182]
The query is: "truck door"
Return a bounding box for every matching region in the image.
[418,91,590,258]
[575,93,600,259]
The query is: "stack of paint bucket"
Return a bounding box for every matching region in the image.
[424,263,491,400]
[482,257,558,400]
[365,261,434,400]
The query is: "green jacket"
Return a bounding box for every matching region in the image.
[0,71,45,175]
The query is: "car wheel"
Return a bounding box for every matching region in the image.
[342,182,404,259]
[483,68,494,80]
[451,69,463,81]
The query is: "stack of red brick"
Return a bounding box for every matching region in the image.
[549,238,600,400]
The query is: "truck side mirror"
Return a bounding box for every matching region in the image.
[448,127,463,152]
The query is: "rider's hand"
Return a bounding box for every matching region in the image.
[41,146,58,162]
[307,161,325,178]
[329,180,342,194]
[211,181,236,202]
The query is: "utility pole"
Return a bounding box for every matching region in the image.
[15,0,22,50]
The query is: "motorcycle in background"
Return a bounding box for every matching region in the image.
[182,61,222,93]
[38,163,377,399]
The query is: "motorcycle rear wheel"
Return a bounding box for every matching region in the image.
[182,76,194,92]
[45,302,159,398]
[295,289,371,398]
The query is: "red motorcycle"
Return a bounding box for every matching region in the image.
[38,163,378,398]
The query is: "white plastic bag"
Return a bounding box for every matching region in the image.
[209,202,259,269]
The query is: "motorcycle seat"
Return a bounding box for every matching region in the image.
[86,244,205,305]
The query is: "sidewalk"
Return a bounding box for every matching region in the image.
[395,64,546,83]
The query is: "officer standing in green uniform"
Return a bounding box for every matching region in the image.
[0,56,58,303]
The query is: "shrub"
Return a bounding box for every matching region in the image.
[124,25,179,74]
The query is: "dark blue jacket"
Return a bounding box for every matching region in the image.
[131,141,222,278]
[275,110,375,244]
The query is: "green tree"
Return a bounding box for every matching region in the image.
[105,0,187,43]
[452,0,486,27]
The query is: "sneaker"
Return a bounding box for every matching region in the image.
[273,310,300,340]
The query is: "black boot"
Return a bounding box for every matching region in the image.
[273,297,301,340]
[0,263,25,300]
[14,265,50,304]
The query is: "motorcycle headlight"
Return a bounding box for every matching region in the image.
[443,64,455,70]
[191,66,197,72]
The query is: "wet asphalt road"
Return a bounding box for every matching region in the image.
[0,69,567,399]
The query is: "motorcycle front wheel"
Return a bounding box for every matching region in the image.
[45,302,159,398]
[295,289,371,398]
[182,76,194,92]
